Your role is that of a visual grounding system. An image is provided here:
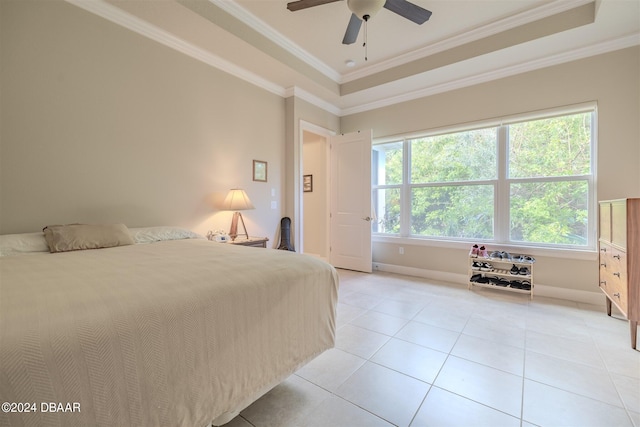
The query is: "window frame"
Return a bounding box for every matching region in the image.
[372,103,598,253]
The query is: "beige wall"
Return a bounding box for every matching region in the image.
[284,97,339,249]
[341,46,640,295]
[1,0,285,240]
[302,131,328,257]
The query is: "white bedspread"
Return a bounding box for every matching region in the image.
[0,239,338,427]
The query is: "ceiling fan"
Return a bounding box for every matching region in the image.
[286,0,433,45]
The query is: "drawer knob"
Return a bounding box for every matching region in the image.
[600,262,607,267]
[613,254,621,260]
[600,248,607,253]
[600,280,607,286]
[613,272,621,278]
[614,292,620,298]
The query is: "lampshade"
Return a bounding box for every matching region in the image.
[347,0,385,19]
[222,189,255,211]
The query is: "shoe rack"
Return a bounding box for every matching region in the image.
[468,247,535,298]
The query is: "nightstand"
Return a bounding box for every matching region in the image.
[228,237,269,248]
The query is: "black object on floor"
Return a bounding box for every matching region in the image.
[277,217,295,251]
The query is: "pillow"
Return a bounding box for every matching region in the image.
[128,226,204,244]
[42,223,135,253]
[0,232,49,257]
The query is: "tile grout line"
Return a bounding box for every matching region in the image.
[521,302,530,427]
[405,306,469,426]
[285,271,639,427]
[292,374,398,426]
[587,314,639,425]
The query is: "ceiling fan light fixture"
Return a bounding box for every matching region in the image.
[346,0,385,20]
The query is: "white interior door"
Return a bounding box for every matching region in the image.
[330,130,372,273]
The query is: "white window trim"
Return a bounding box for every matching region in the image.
[372,234,598,261]
[372,102,598,253]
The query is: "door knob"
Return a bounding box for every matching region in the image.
[362,216,372,221]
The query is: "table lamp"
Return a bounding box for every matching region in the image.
[222,189,254,241]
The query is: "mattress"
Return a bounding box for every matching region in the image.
[0,239,338,426]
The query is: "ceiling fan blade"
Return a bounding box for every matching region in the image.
[342,13,362,45]
[383,0,432,24]
[287,0,342,12]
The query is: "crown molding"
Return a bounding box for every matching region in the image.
[341,0,593,83]
[64,0,638,118]
[284,87,342,116]
[209,0,341,82]
[340,33,640,116]
[209,0,594,86]
[65,0,286,98]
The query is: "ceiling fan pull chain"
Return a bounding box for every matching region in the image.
[363,16,368,61]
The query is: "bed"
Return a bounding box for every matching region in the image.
[0,226,338,427]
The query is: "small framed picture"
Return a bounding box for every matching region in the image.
[253,160,267,182]
[303,174,313,192]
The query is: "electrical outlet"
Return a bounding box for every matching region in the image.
[399,247,404,255]
[271,201,277,209]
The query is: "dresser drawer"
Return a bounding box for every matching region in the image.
[600,268,629,317]
[610,247,627,278]
[599,244,629,315]
[601,247,627,275]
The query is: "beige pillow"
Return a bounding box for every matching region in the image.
[43,223,134,253]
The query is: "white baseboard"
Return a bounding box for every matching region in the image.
[372,262,604,306]
[532,284,604,306]
[373,262,468,285]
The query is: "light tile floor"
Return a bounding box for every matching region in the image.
[226,269,640,427]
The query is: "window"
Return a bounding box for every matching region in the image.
[372,107,596,249]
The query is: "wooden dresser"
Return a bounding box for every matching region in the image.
[598,198,640,349]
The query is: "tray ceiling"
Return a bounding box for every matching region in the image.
[71,0,640,115]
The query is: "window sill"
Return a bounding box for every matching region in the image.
[372,235,598,261]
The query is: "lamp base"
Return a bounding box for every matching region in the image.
[229,211,249,241]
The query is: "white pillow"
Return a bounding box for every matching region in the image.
[128,226,204,244]
[0,232,49,256]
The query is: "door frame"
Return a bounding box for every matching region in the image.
[295,120,335,253]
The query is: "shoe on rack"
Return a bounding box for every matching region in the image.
[510,280,523,289]
[489,250,502,259]
[509,264,520,275]
[525,256,536,263]
[470,274,482,282]
[490,277,510,287]
[480,262,494,272]
[471,261,482,270]
[479,246,488,258]
[519,266,530,276]
[501,251,512,260]
[497,278,511,287]
[520,281,531,291]
[469,244,479,258]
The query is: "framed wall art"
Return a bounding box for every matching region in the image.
[253,160,267,182]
